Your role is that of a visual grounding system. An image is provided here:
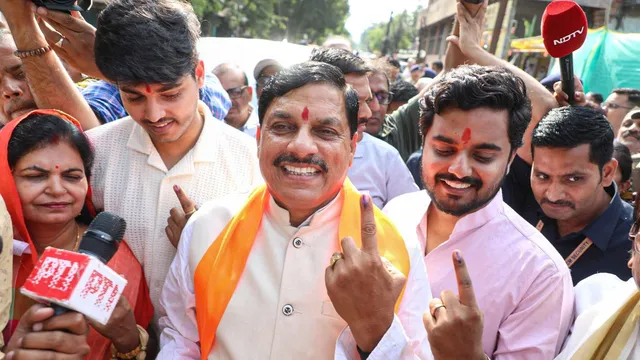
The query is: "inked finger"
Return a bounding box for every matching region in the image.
[452,250,479,308]
[359,194,379,254]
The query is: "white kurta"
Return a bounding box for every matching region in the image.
[556,273,640,360]
[157,189,433,359]
[86,101,263,320]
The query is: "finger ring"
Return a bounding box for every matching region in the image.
[184,207,197,217]
[55,36,65,48]
[431,304,446,318]
[330,252,344,268]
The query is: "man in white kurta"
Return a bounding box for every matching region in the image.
[156,62,433,359]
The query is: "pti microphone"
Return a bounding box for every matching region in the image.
[541,0,587,106]
[51,212,126,316]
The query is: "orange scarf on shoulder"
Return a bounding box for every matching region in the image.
[193,178,410,359]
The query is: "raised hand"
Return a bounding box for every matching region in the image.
[424,250,485,360]
[325,194,406,352]
[446,0,488,57]
[553,77,587,107]
[5,303,90,360]
[165,185,197,248]
[34,6,105,80]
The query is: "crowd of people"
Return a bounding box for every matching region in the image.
[0,0,639,359]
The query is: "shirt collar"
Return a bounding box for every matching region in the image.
[582,183,624,251]
[418,190,505,243]
[353,133,370,159]
[126,101,220,170]
[265,190,343,232]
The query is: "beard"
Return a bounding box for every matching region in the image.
[423,164,508,217]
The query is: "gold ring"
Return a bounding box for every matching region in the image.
[431,304,446,318]
[330,252,344,268]
[55,36,65,48]
[184,207,197,217]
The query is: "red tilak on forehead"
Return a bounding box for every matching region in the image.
[302,106,310,122]
[55,165,59,169]
[145,84,152,94]
[461,128,471,145]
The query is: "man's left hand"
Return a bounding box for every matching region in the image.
[325,194,406,352]
[424,250,485,360]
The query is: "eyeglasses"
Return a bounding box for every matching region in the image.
[226,86,249,100]
[257,76,274,89]
[374,91,393,105]
[603,101,634,110]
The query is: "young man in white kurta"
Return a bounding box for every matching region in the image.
[87,102,262,317]
[157,189,432,359]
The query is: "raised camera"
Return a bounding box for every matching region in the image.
[31,0,93,12]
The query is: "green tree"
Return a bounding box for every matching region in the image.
[360,7,422,54]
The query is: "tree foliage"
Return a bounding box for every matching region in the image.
[359,8,422,54]
[191,0,350,44]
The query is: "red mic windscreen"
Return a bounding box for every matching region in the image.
[541,1,588,58]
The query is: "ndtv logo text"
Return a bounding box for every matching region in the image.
[553,27,585,46]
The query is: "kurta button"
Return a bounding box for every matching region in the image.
[292,237,303,248]
[282,304,294,316]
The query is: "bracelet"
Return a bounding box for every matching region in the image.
[111,325,148,360]
[13,45,52,59]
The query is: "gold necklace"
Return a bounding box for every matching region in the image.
[72,222,81,252]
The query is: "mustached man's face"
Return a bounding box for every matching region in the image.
[531,144,616,221]
[0,36,37,124]
[257,83,357,215]
[422,107,513,216]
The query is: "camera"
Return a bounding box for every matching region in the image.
[31,0,93,12]
[462,0,484,4]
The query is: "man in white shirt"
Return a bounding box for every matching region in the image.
[157,62,433,359]
[85,0,261,321]
[556,208,640,359]
[385,3,573,358]
[213,63,259,138]
[310,48,419,208]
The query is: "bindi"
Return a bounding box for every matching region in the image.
[301,106,310,122]
[55,165,59,169]
[461,128,471,145]
[145,84,152,94]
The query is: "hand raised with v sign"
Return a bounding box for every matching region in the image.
[424,250,486,360]
[325,194,406,352]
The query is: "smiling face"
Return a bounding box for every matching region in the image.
[119,60,205,145]
[13,141,88,226]
[258,82,356,218]
[531,144,616,221]
[422,107,513,216]
[0,36,37,124]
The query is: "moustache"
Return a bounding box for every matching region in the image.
[358,118,369,125]
[274,154,329,173]
[622,130,640,141]
[436,173,483,188]
[6,99,37,118]
[540,198,576,209]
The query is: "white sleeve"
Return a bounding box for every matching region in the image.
[156,221,201,359]
[384,151,419,206]
[335,241,433,359]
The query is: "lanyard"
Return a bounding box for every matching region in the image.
[536,220,593,268]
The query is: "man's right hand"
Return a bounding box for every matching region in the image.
[34,6,105,80]
[446,0,488,57]
[5,304,90,360]
[553,77,587,107]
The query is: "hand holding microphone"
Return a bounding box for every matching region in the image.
[4,303,90,360]
[542,0,588,106]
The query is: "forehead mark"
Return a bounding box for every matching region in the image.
[461,128,471,145]
[302,106,310,122]
[145,84,152,94]
[55,165,59,169]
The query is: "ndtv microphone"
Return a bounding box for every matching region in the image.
[541,0,587,106]
[51,212,126,316]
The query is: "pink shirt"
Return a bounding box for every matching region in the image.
[384,190,575,359]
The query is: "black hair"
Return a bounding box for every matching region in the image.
[613,140,632,182]
[532,106,614,172]
[95,0,201,85]
[387,59,401,69]
[612,88,640,108]
[586,92,604,104]
[8,114,95,224]
[258,61,359,137]
[419,65,531,152]
[309,47,372,76]
[390,80,418,103]
[212,63,249,86]
[432,60,443,71]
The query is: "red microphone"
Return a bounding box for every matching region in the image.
[541,0,587,105]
